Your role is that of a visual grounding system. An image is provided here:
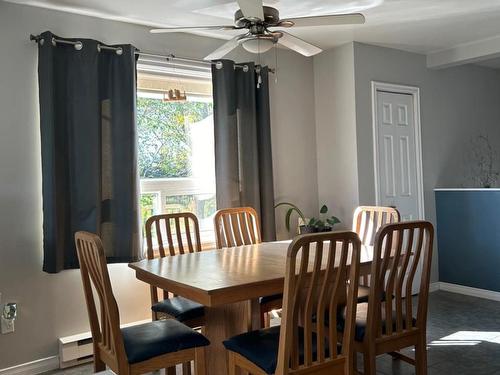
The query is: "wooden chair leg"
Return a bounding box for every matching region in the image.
[93,354,106,373]
[352,351,358,375]
[182,362,192,375]
[415,334,428,375]
[363,349,376,375]
[228,352,237,375]
[194,347,206,375]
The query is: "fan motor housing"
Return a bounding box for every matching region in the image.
[234,6,280,27]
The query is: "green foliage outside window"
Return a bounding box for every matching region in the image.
[136,97,213,179]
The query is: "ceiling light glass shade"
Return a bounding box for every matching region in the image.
[242,38,274,54]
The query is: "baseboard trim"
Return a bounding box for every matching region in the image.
[0,356,59,375]
[429,282,440,293]
[438,282,500,301]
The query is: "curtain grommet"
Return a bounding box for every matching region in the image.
[116,47,123,56]
[215,61,223,70]
[242,65,249,72]
[74,42,83,51]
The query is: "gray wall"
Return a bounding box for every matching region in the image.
[0,1,317,368]
[352,42,500,282]
[313,44,359,227]
[260,50,319,239]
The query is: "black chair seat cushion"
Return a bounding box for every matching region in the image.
[223,326,338,374]
[259,293,283,305]
[356,285,371,303]
[121,320,209,364]
[355,285,387,303]
[152,296,204,322]
[338,302,417,342]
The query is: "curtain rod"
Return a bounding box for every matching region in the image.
[138,51,275,74]
[30,34,275,73]
[30,34,124,55]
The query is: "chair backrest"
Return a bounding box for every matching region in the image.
[366,221,434,342]
[213,207,261,249]
[352,206,400,246]
[276,231,361,375]
[145,213,202,306]
[145,212,202,259]
[75,231,126,371]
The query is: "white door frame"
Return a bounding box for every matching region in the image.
[371,81,425,220]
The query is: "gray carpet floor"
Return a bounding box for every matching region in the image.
[44,291,500,375]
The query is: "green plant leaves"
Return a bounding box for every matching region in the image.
[285,208,293,232]
[326,216,341,226]
[320,204,328,214]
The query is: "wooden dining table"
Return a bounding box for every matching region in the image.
[129,240,376,375]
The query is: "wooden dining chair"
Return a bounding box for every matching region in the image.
[145,213,206,327]
[349,221,434,375]
[223,231,361,375]
[214,207,282,327]
[352,206,400,302]
[75,231,209,375]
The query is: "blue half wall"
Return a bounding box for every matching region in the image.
[435,189,500,292]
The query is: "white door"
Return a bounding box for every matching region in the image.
[375,90,422,220]
[373,87,424,294]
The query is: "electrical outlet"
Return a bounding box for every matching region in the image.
[1,316,14,334]
[1,300,17,334]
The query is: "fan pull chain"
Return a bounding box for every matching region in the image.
[274,43,279,84]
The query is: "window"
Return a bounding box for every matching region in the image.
[136,68,216,246]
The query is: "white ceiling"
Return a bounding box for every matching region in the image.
[7,0,500,55]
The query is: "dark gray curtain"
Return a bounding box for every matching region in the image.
[212,60,276,241]
[37,31,141,273]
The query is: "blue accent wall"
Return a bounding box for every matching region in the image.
[435,190,500,292]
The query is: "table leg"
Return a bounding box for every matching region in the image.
[248,298,261,330]
[204,300,261,375]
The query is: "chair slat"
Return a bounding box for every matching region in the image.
[230,213,244,246]
[358,221,434,375]
[213,207,261,249]
[165,217,176,256]
[303,241,323,366]
[144,213,203,320]
[274,231,361,375]
[184,217,194,253]
[239,212,251,245]
[395,228,414,333]
[155,219,165,258]
[75,232,127,367]
[75,231,206,374]
[353,206,401,290]
[174,217,184,254]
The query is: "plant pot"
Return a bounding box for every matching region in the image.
[317,226,333,233]
[299,225,317,234]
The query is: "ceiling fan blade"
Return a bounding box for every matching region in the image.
[204,35,244,61]
[277,31,322,57]
[237,0,264,20]
[276,13,365,28]
[151,25,238,34]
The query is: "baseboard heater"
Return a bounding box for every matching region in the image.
[58,319,150,369]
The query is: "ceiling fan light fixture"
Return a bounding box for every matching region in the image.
[241,37,275,54]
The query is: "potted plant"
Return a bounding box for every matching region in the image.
[274,202,341,234]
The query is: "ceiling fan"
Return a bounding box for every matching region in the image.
[150,0,365,60]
